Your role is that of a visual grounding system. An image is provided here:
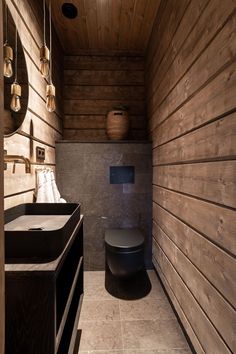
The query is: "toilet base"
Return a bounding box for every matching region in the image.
[106,249,144,278]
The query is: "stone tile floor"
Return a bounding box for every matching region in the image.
[78,270,192,354]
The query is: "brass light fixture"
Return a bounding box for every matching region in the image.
[10,28,21,112]
[46,0,56,112]
[3,3,13,78]
[40,0,50,78]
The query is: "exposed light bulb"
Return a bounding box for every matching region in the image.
[10,95,21,112]
[10,82,21,112]
[46,84,56,112]
[3,43,13,77]
[40,58,50,78]
[40,45,50,78]
[46,95,56,112]
[4,58,13,78]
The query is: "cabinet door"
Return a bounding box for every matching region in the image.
[6,273,55,354]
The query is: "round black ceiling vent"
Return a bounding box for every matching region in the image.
[61,3,78,19]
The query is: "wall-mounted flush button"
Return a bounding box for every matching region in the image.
[36,146,45,161]
[110,166,135,184]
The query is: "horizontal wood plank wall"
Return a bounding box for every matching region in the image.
[146,0,236,353]
[4,0,63,209]
[63,55,147,140]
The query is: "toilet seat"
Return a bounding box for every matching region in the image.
[105,228,144,252]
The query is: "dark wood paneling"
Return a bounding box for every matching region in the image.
[153,113,236,165]
[153,260,205,354]
[64,69,144,85]
[152,246,232,354]
[153,161,236,208]
[63,55,147,141]
[64,99,145,116]
[64,55,145,71]
[52,0,161,54]
[64,115,146,130]
[147,1,236,352]
[149,3,236,131]
[153,224,236,352]
[153,186,236,255]
[153,205,236,308]
[4,0,63,209]
[147,0,209,99]
[152,61,236,147]
[64,85,145,100]
[146,0,190,72]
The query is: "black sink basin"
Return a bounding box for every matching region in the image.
[5,203,80,264]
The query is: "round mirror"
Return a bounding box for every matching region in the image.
[3,4,29,136]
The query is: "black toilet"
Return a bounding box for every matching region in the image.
[105,228,144,278]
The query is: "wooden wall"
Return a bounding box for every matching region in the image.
[63,55,147,140]
[4,0,63,209]
[146,0,236,353]
[0,1,5,352]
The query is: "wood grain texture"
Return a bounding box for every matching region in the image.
[153,161,236,208]
[64,99,145,116]
[146,0,190,82]
[152,61,236,147]
[153,204,236,307]
[64,115,146,130]
[51,0,161,54]
[63,55,147,141]
[153,113,236,165]
[147,1,236,352]
[153,186,236,256]
[147,0,209,96]
[64,69,144,85]
[152,242,232,354]
[64,55,144,70]
[149,4,236,131]
[153,260,205,354]
[153,224,236,352]
[4,0,63,209]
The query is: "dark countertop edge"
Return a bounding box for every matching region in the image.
[55,140,152,144]
[5,215,84,273]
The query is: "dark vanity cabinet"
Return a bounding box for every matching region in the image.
[5,215,84,354]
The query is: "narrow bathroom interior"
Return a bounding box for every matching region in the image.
[1,0,236,353]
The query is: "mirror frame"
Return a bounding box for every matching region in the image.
[3,2,29,138]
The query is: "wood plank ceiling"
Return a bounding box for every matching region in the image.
[51,0,161,54]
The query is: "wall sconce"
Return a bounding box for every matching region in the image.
[40,0,50,78]
[10,28,21,112]
[3,3,13,78]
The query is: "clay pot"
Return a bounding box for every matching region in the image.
[106,110,129,140]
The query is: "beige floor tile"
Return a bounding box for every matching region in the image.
[84,272,116,300]
[84,271,105,284]
[138,271,165,300]
[122,319,190,350]
[86,351,124,354]
[78,320,123,351]
[119,298,175,321]
[79,299,120,322]
[124,350,192,354]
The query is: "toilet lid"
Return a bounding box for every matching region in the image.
[105,228,144,252]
